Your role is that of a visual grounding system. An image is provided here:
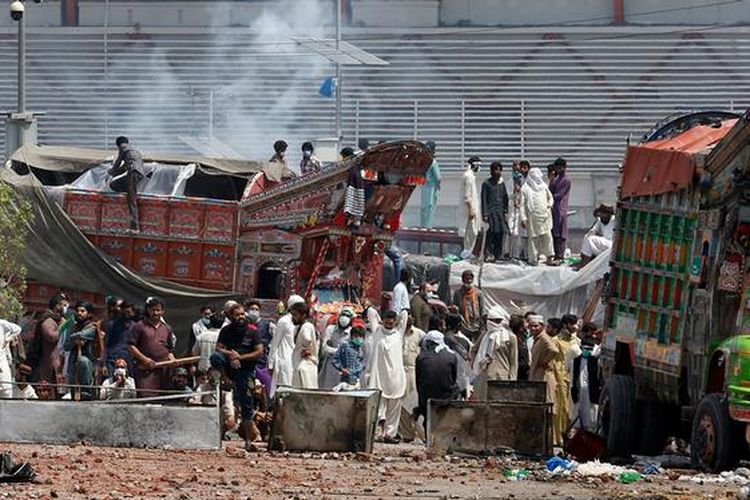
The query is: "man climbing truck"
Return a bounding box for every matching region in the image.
[600,110,750,471]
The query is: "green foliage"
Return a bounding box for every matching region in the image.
[0,180,33,320]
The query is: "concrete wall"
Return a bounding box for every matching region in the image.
[440,0,613,27]
[0,400,221,449]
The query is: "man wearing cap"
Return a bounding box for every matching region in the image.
[100,358,137,400]
[451,270,485,338]
[459,156,482,259]
[528,314,561,440]
[580,204,616,267]
[268,294,305,392]
[128,296,175,397]
[415,330,458,429]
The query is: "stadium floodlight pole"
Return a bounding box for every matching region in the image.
[335,0,342,143]
[10,0,26,113]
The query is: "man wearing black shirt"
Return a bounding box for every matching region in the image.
[211,303,264,451]
[416,331,458,432]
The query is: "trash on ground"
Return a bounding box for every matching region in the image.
[0,453,36,483]
[618,471,643,484]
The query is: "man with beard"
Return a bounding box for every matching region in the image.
[409,283,432,332]
[528,314,561,441]
[580,204,616,266]
[212,303,264,451]
[268,295,305,394]
[459,156,482,259]
[549,157,571,263]
[105,300,135,375]
[127,296,175,397]
[481,161,509,261]
[290,301,319,389]
[367,310,408,443]
[451,270,485,339]
[64,301,100,400]
[27,292,69,385]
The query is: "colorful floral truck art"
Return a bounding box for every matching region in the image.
[601,110,750,471]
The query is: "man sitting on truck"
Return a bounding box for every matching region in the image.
[580,204,616,267]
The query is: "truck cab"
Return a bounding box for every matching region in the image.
[601,110,750,470]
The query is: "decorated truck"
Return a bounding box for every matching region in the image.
[601,110,750,470]
[4,141,431,342]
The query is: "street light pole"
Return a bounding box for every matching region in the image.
[335,0,342,143]
[17,9,25,113]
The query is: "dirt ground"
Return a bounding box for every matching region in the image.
[0,441,740,500]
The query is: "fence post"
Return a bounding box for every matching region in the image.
[520,99,526,158]
[460,99,466,164]
[413,99,419,140]
[354,99,360,145]
[730,99,735,112]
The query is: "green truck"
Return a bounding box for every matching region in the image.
[601,110,750,471]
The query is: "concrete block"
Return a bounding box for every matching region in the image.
[269,386,381,453]
[427,400,552,456]
[486,380,548,403]
[0,400,221,449]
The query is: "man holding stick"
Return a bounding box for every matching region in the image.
[127,296,175,398]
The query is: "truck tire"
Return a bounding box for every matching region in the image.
[690,393,738,471]
[600,374,636,457]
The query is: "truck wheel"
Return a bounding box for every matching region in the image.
[600,374,636,457]
[691,393,738,471]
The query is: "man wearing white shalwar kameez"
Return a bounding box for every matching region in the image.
[399,316,425,441]
[269,295,306,391]
[290,302,319,389]
[520,167,555,265]
[0,319,22,399]
[580,204,615,266]
[368,309,409,443]
[458,157,482,259]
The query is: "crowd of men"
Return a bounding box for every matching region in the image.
[0,277,602,451]
[459,156,615,267]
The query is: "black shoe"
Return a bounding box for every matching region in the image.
[383,436,401,444]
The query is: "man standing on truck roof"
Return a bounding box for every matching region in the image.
[420,140,442,228]
[549,157,571,264]
[459,156,482,260]
[520,168,555,265]
[108,136,145,231]
[299,141,322,175]
[481,161,509,262]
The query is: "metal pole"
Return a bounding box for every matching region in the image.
[104,0,110,146]
[335,0,342,143]
[460,100,465,163]
[520,99,526,158]
[17,13,26,113]
[354,99,360,144]
[413,99,418,140]
[209,90,214,140]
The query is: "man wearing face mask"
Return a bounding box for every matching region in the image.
[571,322,602,431]
[128,296,175,397]
[367,309,409,444]
[28,292,69,385]
[191,305,213,350]
[290,301,319,389]
[244,299,276,398]
[299,141,322,175]
[319,307,354,389]
[100,358,137,400]
[212,303,265,452]
[332,319,367,391]
[459,156,482,260]
[64,301,100,400]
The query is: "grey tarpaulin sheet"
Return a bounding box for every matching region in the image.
[450,251,611,323]
[382,253,451,304]
[1,167,238,352]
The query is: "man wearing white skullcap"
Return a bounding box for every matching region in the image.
[268,295,306,389]
[528,313,560,435]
